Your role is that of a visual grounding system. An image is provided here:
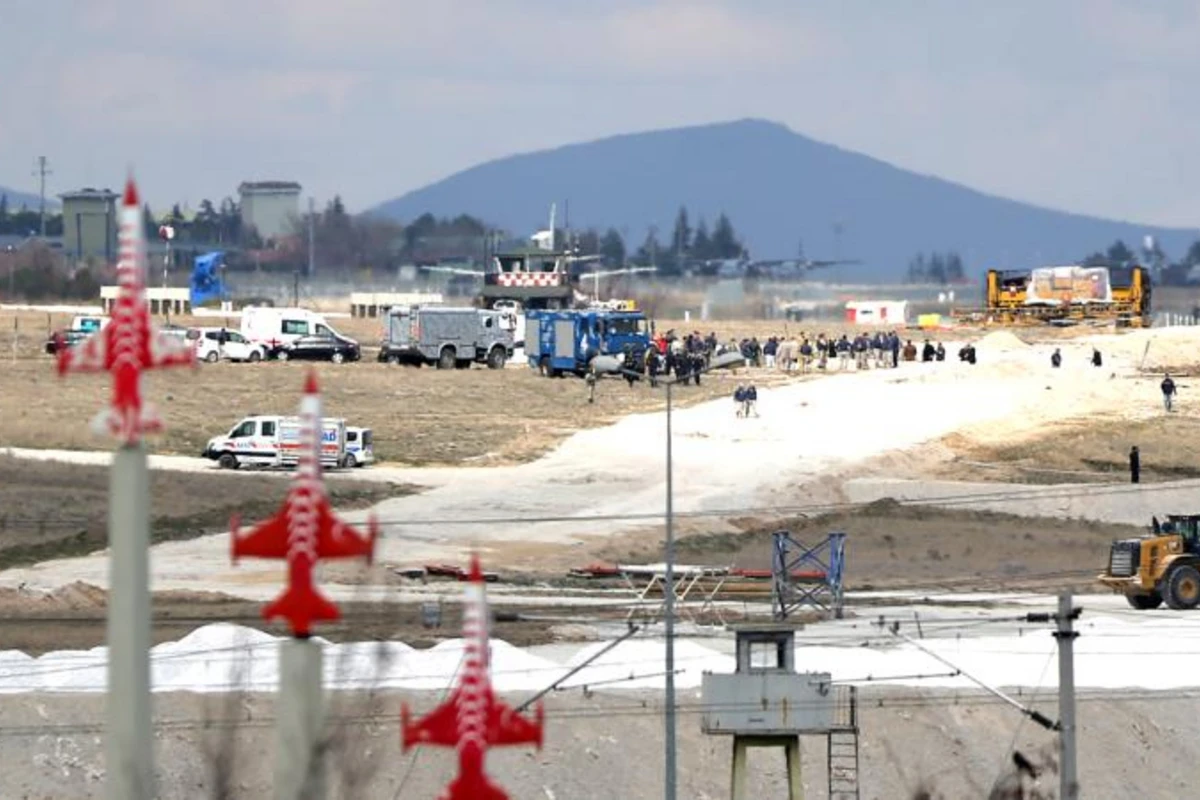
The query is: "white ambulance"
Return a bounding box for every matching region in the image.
[240,306,357,351]
[202,415,351,470]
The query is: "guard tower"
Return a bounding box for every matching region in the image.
[701,623,859,799]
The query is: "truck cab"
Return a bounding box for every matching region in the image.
[525,309,651,377]
[202,415,285,470]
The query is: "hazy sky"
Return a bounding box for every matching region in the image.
[2,1,1197,227]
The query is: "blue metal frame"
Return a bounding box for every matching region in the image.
[771,530,846,620]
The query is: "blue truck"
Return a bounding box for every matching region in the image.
[525,309,652,377]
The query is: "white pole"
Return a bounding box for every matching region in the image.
[106,444,155,800]
[275,638,326,800]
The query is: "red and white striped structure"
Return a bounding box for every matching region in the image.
[230,371,376,637]
[56,176,195,444]
[402,554,544,800]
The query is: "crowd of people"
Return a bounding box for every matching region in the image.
[640,329,979,374]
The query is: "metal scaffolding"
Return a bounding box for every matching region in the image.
[771,530,846,620]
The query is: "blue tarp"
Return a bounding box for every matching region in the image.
[190,251,227,306]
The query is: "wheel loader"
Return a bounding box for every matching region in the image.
[1098,514,1200,610]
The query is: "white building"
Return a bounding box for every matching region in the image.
[237,181,301,242]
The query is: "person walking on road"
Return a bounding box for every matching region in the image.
[1129,446,1140,484]
[1162,373,1178,412]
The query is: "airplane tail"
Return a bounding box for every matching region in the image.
[262,583,340,635]
[440,773,509,800]
[89,403,163,441]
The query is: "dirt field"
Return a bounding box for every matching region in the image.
[598,500,1142,594]
[0,688,1191,799]
[930,413,1200,484]
[0,311,799,466]
[0,455,406,570]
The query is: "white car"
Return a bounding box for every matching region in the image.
[191,328,267,363]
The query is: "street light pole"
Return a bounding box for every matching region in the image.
[663,379,676,800]
[589,349,743,800]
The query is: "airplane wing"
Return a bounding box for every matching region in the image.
[575,267,658,280]
[57,328,108,375]
[230,506,290,561]
[420,266,485,277]
[148,326,197,368]
[804,259,861,269]
[401,689,461,748]
[486,690,544,748]
[315,498,376,561]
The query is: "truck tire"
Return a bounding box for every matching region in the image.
[217,453,238,470]
[341,453,356,469]
[438,347,455,370]
[1165,564,1200,609]
[386,354,400,365]
[539,356,550,376]
[277,350,290,362]
[487,347,507,369]
[1127,592,1163,610]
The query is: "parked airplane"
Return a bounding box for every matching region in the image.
[56,176,195,444]
[230,371,377,637]
[401,554,544,800]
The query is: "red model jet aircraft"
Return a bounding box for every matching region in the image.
[401,554,544,800]
[56,176,195,444]
[230,372,377,637]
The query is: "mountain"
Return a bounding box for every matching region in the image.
[371,119,1196,281]
[0,185,54,212]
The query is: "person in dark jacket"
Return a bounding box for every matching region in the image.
[1092,348,1103,367]
[734,384,747,417]
[889,332,900,368]
[1051,348,1062,368]
[922,340,935,362]
[745,384,759,417]
[935,342,946,361]
[1129,446,1140,484]
[1162,374,1177,411]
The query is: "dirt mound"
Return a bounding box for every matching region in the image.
[974,330,1029,354]
[46,582,107,610]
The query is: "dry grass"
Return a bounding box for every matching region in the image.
[933,413,1200,484]
[0,455,405,570]
[0,311,803,465]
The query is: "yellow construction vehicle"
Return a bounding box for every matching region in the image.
[1098,515,1200,609]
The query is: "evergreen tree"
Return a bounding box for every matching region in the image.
[710,214,741,259]
[692,218,712,260]
[671,206,691,259]
[599,228,626,266]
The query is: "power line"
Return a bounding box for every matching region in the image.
[0,476,1169,530]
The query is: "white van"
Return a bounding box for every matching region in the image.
[240,307,357,350]
[344,427,374,467]
[202,414,350,470]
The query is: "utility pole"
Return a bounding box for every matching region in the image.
[663,380,677,800]
[1056,593,1079,800]
[33,156,52,237]
[293,271,300,308]
[307,197,315,278]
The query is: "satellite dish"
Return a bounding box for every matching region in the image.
[159,225,176,241]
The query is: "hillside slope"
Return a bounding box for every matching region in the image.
[372,119,1194,281]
